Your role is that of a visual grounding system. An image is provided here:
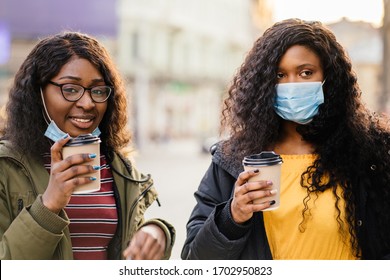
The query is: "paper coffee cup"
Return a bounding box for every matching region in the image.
[242,151,283,211]
[62,134,101,194]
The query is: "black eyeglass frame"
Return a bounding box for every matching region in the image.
[48,81,113,103]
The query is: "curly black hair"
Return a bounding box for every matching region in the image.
[221,18,390,258]
[2,31,131,160]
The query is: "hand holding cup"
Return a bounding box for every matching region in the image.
[42,134,100,213]
[230,151,283,224]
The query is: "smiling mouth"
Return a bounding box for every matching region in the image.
[72,118,93,123]
[69,117,95,129]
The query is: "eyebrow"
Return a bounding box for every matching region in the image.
[58,76,104,83]
[297,63,319,69]
[277,63,320,72]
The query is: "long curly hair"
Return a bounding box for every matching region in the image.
[2,31,131,159]
[221,18,390,258]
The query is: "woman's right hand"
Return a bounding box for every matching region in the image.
[230,169,276,224]
[41,135,98,214]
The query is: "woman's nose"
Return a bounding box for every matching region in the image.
[75,91,95,109]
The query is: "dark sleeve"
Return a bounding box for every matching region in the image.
[181,162,253,260]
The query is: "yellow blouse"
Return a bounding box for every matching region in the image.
[263,154,357,259]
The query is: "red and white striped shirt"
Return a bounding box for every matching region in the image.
[43,153,118,259]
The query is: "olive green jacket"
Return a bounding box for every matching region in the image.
[0,140,175,259]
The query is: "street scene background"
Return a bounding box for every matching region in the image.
[136,139,211,259]
[1,0,390,259]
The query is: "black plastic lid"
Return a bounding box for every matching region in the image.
[242,151,283,166]
[64,134,101,147]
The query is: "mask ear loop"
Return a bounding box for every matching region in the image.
[321,78,326,86]
[40,87,52,125]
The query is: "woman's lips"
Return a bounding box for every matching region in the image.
[69,117,94,129]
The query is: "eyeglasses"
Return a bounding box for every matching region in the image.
[48,81,113,103]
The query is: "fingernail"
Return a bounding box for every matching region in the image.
[253,169,260,173]
[93,165,101,170]
[90,177,97,181]
[267,180,273,185]
[270,189,277,195]
[89,153,97,159]
[270,200,276,205]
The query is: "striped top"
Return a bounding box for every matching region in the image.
[43,153,118,260]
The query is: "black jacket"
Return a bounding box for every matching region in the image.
[181,143,390,260]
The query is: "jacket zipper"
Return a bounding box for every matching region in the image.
[129,181,155,216]
[110,159,159,217]
[17,198,24,213]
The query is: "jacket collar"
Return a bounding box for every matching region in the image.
[211,141,243,179]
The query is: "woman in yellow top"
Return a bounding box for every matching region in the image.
[182,18,390,260]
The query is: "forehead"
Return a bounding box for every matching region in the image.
[54,57,102,79]
[279,45,321,66]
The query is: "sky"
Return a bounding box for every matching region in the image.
[272,0,384,27]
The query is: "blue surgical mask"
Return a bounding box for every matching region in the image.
[274,81,325,124]
[44,120,101,142]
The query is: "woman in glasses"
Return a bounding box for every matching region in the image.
[0,31,175,260]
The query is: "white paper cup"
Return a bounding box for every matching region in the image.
[243,151,283,211]
[62,134,101,194]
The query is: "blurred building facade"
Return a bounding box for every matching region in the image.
[328,18,383,112]
[0,0,271,149]
[117,0,269,148]
[0,0,386,149]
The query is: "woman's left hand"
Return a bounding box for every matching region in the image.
[123,224,166,260]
